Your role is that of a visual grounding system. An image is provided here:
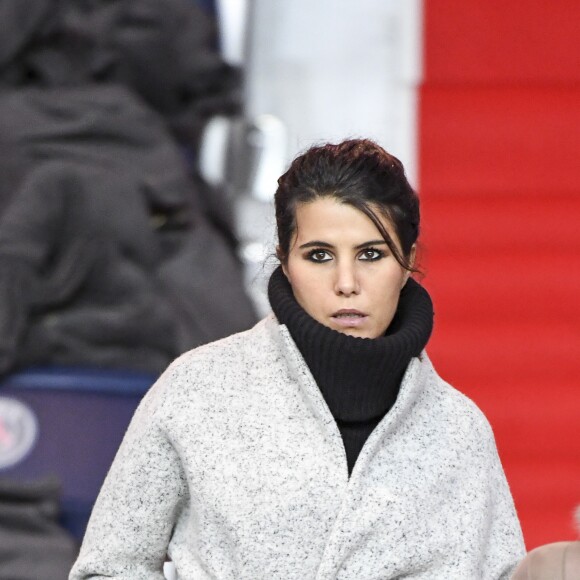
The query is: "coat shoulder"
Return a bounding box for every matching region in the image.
[148,316,280,404]
[173,315,277,369]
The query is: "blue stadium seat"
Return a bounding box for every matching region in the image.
[0,367,156,540]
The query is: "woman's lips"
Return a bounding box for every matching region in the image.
[330,309,368,328]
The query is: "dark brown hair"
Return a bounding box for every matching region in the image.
[274,139,420,271]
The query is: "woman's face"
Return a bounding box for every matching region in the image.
[282,197,414,339]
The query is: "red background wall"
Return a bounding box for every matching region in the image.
[419,0,580,549]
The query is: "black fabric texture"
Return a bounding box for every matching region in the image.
[268,265,434,475]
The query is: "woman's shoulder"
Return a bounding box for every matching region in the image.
[175,315,276,365]
[148,315,281,399]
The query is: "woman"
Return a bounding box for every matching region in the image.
[70,139,525,579]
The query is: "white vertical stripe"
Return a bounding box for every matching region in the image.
[397,0,423,189]
[243,0,424,187]
[215,0,249,66]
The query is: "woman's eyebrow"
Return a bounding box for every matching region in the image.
[298,240,334,249]
[354,240,387,249]
[298,239,387,250]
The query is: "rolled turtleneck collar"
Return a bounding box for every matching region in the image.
[267,265,434,425]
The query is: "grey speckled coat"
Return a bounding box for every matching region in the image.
[70,315,525,580]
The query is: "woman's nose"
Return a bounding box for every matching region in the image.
[334,262,360,296]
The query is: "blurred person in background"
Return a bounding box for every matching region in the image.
[511,506,580,579]
[70,139,524,579]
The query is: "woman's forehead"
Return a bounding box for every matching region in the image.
[292,198,396,242]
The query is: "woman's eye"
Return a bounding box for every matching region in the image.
[307,250,331,262]
[359,248,384,261]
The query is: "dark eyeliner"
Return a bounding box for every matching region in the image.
[305,248,331,262]
[359,246,386,261]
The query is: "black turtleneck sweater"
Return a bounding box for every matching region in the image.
[268,266,434,475]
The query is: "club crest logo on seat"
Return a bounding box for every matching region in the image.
[0,397,38,470]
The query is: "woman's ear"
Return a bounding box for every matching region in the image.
[408,244,417,269]
[277,246,289,279]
